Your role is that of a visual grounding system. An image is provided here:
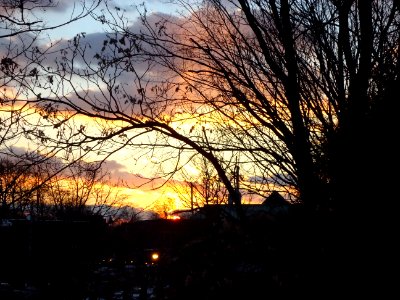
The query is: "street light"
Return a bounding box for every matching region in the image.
[151,252,159,262]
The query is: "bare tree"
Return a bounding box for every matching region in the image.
[45,160,129,220]
[13,0,398,218]
[0,150,64,219]
[152,196,175,219]
[0,156,31,217]
[0,1,108,221]
[3,1,393,296]
[121,0,398,212]
[0,1,102,165]
[169,154,240,211]
[0,150,129,220]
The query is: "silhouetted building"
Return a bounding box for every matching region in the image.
[168,191,290,221]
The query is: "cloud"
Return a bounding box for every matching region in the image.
[0,146,167,190]
[2,7,217,200]
[102,159,170,190]
[248,174,295,186]
[32,13,184,116]
[0,0,84,14]
[45,0,86,13]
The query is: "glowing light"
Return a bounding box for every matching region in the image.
[151,252,159,261]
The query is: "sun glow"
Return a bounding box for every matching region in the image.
[0,82,279,216]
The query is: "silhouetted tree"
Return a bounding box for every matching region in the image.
[1,1,103,212]
[1,1,392,296]
[0,156,30,217]
[0,151,129,221]
[1,0,100,144]
[0,152,58,218]
[169,155,238,211]
[92,0,397,213]
[10,0,398,218]
[45,160,129,220]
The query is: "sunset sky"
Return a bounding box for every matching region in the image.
[1,0,265,214]
[1,2,394,298]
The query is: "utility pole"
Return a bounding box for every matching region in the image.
[228,158,241,206]
[190,182,194,213]
[234,164,240,191]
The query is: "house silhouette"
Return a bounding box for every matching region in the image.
[168,191,290,220]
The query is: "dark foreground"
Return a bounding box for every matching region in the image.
[0,209,394,299]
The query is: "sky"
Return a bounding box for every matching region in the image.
[1,0,265,214]
[44,0,180,40]
[0,0,186,213]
